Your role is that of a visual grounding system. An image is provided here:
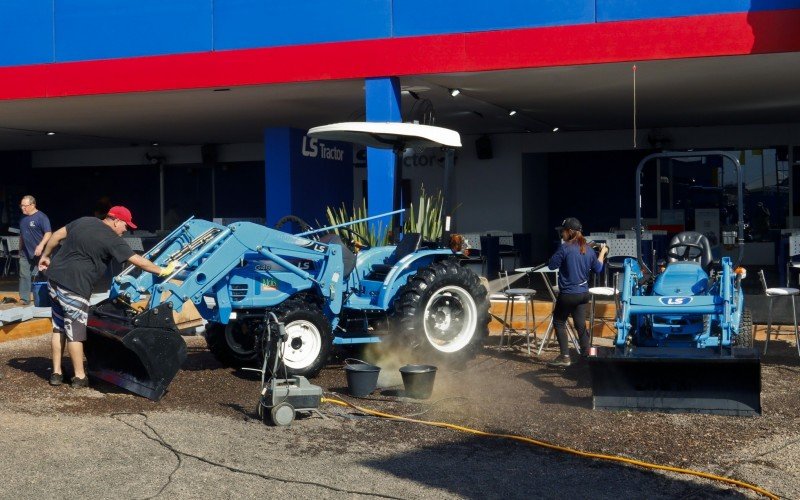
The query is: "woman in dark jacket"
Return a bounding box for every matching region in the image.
[547,217,607,367]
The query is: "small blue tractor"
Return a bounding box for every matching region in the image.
[589,151,761,416]
[84,123,489,400]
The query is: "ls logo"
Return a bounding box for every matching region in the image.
[659,297,693,305]
[302,136,319,157]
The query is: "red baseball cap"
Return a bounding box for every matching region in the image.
[107,206,138,229]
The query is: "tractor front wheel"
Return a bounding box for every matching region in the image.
[205,319,261,367]
[397,259,489,359]
[273,299,332,378]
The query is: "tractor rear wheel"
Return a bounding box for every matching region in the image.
[273,299,332,378]
[396,259,489,359]
[734,307,754,348]
[205,318,261,367]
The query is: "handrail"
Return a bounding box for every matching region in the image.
[296,209,405,237]
[634,151,744,271]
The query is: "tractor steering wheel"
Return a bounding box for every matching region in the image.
[274,215,313,234]
[667,242,705,262]
[337,227,371,252]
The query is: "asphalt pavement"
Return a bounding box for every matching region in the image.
[1,334,797,499]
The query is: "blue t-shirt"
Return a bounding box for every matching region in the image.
[19,210,52,259]
[548,242,603,294]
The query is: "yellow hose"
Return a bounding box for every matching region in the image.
[321,397,778,500]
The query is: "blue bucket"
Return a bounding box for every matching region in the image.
[32,281,50,307]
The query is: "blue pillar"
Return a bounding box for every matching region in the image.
[265,127,354,230]
[264,127,292,227]
[365,77,401,237]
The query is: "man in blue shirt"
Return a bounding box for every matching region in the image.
[547,217,607,367]
[18,195,52,305]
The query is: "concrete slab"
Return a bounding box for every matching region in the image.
[19,306,33,322]
[0,306,24,323]
[32,307,51,318]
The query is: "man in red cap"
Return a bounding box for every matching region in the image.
[38,206,175,389]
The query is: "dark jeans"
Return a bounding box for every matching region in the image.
[553,292,591,356]
[18,255,38,304]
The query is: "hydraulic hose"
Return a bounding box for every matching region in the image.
[321,397,778,500]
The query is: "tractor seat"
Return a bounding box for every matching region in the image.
[667,231,714,271]
[318,233,356,279]
[653,262,710,296]
[371,232,422,275]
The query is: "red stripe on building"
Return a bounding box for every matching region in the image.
[1,9,798,100]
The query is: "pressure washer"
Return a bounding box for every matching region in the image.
[245,313,323,426]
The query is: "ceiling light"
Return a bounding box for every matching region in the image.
[449,88,461,97]
[508,110,517,116]
[552,127,559,132]
[46,131,55,136]
[151,141,159,147]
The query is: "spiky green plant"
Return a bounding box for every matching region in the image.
[404,187,444,241]
[325,199,389,247]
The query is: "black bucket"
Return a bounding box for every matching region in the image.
[344,359,381,398]
[399,364,437,399]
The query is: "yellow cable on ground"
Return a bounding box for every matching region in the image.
[321,397,778,500]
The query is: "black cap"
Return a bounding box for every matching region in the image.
[557,217,582,232]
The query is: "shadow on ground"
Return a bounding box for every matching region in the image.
[361,434,748,499]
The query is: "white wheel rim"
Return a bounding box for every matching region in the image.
[281,320,322,369]
[423,285,478,353]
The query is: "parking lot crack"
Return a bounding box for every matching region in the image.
[111,412,405,500]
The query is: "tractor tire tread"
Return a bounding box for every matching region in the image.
[396,258,489,361]
[205,320,261,368]
[734,307,754,348]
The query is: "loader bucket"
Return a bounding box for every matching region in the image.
[589,347,761,416]
[85,300,187,401]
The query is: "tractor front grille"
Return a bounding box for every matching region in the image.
[230,284,248,302]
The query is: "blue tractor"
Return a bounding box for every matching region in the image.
[84,123,489,400]
[589,151,760,416]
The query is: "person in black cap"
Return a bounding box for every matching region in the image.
[546,217,607,367]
